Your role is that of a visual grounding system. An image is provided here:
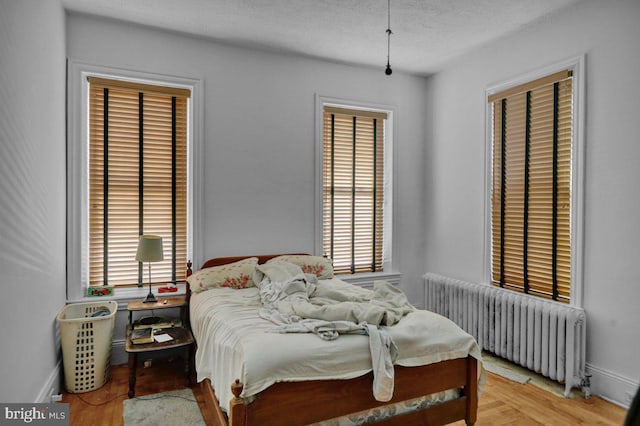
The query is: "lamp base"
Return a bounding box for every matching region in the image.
[143,290,157,304]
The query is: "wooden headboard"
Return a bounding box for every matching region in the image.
[187,253,308,276]
[200,253,307,270]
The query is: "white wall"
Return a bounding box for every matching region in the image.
[424,0,640,405]
[0,0,67,402]
[66,14,428,343]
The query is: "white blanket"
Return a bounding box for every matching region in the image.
[254,262,410,401]
[254,262,414,328]
[190,278,484,413]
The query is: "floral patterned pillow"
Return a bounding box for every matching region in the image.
[187,257,259,293]
[266,255,334,279]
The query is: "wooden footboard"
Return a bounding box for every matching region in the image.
[201,356,478,426]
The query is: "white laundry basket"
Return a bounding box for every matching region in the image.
[57,301,117,393]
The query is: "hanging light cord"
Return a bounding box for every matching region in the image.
[385,0,393,75]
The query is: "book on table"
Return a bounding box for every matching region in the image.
[130,324,178,344]
[130,328,154,344]
[133,316,181,330]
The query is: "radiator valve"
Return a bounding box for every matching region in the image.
[581,374,592,399]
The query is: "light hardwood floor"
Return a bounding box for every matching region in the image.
[62,358,627,425]
[453,373,626,425]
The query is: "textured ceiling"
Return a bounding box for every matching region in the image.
[61,0,582,75]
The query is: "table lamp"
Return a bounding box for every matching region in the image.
[136,234,164,303]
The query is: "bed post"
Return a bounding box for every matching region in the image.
[464,356,478,425]
[229,379,247,426]
[184,260,193,304]
[185,261,192,330]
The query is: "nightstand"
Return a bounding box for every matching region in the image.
[125,296,194,398]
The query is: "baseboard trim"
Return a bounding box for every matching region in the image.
[586,362,639,408]
[36,360,62,403]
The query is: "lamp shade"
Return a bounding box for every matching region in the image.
[136,235,164,262]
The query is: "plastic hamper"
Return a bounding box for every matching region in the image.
[57,301,117,393]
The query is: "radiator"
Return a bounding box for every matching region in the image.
[424,273,587,397]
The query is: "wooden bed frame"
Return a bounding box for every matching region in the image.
[186,254,478,426]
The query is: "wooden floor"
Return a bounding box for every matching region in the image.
[62,357,218,426]
[453,374,626,426]
[62,358,627,425]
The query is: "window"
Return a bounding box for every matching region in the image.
[489,70,574,302]
[321,105,387,274]
[87,77,189,287]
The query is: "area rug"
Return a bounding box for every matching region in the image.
[482,352,584,398]
[483,360,532,384]
[482,353,531,384]
[123,388,205,426]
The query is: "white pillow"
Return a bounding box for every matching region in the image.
[266,255,334,279]
[187,257,259,293]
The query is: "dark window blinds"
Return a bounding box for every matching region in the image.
[88,77,189,286]
[490,71,573,302]
[322,106,386,274]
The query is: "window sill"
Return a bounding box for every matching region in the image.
[67,283,187,310]
[339,271,402,289]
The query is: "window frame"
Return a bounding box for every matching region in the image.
[483,56,586,307]
[67,60,204,301]
[314,94,399,285]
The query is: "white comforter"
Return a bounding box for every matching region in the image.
[254,261,414,328]
[190,278,483,412]
[254,261,414,401]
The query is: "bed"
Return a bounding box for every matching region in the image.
[185,254,483,426]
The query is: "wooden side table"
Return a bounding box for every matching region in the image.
[125,296,194,398]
